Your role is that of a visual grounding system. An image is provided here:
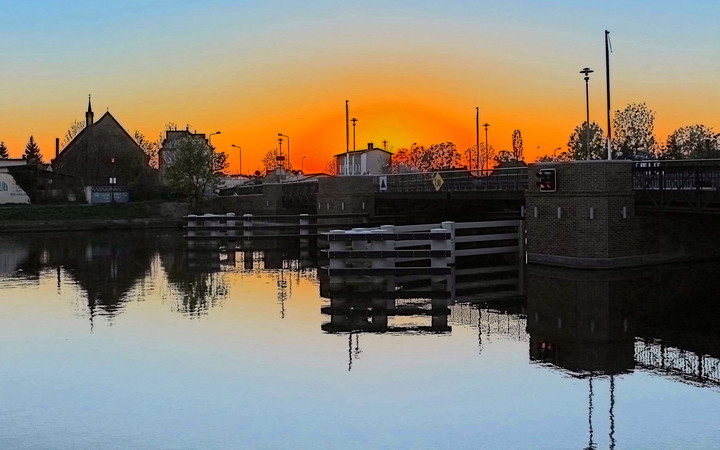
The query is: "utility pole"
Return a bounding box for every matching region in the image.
[345,100,349,175]
[580,67,594,159]
[605,30,613,160]
[475,107,480,172]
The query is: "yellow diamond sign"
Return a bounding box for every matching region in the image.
[432,172,444,191]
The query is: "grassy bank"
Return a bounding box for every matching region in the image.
[0,202,164,222]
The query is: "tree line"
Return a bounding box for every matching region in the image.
[537,102,720,162]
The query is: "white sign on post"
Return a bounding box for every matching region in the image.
[379,176,388,192]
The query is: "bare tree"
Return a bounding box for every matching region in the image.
[262,148,292,173]
[0,142,8,159]
[62,120,85,146]
[324,158,338,175]
[134,130,160,169]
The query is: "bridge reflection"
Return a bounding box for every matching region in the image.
[527,263,720,386]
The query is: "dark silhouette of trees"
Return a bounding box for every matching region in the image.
[24,136,43,163]
[164,137,221,211]
[612,103,657,159]
[461,143,495,172]
[567,121,606,159]
[212,150,229,174]
[494,149,514,165]
[659,125,720,160]
[512,130,523,160]
[324,158,337,175]
[133,130,160,169]
[389,142,461,173]
[62,119,85,146]
[262,148,292,172]
[0,142,8,159]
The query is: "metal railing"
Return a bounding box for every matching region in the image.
[375,167,528,193]
[633,159,720,212]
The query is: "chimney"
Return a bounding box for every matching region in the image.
[55,138,59,158]
[368,142,373,150]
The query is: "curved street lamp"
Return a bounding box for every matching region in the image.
[231,144,241,175]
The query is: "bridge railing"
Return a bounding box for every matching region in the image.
[375,167,528,193]
[633,159,720,191]
[633,159,720,212]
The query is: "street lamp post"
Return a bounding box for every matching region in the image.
[209,131,221,168]
[351,118,358,151]
[580,67,594,160]
[231,144,242,175]
[553,147,562,159]
[475,107,480,172]
[278,133,290,167]
[482,123,490,172]
[301,155,306,172]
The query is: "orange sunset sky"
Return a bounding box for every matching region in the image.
[1,0,719,173]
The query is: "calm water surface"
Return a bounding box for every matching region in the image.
[1,230,719,449]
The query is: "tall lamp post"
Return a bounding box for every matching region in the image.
[605,30,613,160]
[345,100,349,175]
[482,123,490,171]
[301,155,306,172]
[580,67,594,160]
[475,107,480,172]
[231,144,242,175]
[209,131,221,146]
[278,133,289,167]
[209,131,221,169]
[350,118,358,151]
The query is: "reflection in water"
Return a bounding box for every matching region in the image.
[2,231,720,448]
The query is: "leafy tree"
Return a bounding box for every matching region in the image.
[660,125,720,160]
[567,121,606,159]
[0,142,8,159]
[134,130,160,169]
[24,136,43,163]
[262,148,292,173]
[494,149,514,165]
[62,120,85,146]
[612,103,657,158]
[511,130,523,160]
[164,137,221,211]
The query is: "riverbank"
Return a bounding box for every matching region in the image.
[0,202,188,233]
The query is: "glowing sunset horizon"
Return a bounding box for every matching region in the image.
[1,1,718,173]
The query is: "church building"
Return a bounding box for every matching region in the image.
[51,97,156,199]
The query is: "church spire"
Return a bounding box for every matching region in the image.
[86,94,94,127]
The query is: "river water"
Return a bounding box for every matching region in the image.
[0,230,719,449]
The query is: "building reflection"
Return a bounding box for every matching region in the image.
[525,261,720,450]
[4,231,155,323]
[526,262,720,386]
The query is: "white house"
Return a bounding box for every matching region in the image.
[335,143,391,175]
[0,159,31,204]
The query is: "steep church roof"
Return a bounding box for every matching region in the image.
[52,101,154,187]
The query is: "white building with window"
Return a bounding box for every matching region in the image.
[334,143,391,176]
[0,159,31,204]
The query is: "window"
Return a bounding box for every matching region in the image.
[0,181,8,191]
